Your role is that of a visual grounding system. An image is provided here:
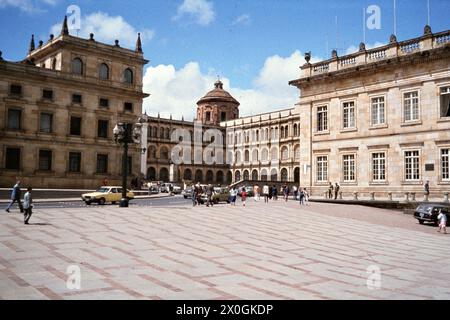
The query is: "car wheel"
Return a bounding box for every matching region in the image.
[214,199,219,204]
[184,196,187,199]
[85,201,91,206]
[418,219,424,225]
[112,201,116,205]
[99,198,106,205]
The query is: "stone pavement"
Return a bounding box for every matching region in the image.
[0,200,449,300]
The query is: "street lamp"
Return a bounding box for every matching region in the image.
[113,118,144,207]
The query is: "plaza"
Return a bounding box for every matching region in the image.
[0,199,449,300]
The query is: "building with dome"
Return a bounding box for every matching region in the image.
[142,79,301,186]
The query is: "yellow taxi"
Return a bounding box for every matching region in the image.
[81,186,134,205]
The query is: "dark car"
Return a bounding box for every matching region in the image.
[414,204,450,225]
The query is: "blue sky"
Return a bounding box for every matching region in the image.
[0,0,449,118]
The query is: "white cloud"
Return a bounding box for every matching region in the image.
[50,12,154,48]
[232,14,251,26]
[173,0,215,26]
[345,42,386,55]
[143,50,322,120]
[0,0,57,13]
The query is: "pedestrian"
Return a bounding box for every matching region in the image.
[192,185,198,207]
[206,184,214,207]
[241,188,247,206]
[5,180,24,213]
[23,187,33,225]
[424,180,430,196]
[437,209,448,234]
[299,188,305,205]
[334,182,340,200]
[263,184,270,203]
[328,182,334,199]
[230,187,238,206]
[283,185,289,202]
[293,185,298,200]
[303,188,309,205]
[273,185,278,200]
[253,185,259,201]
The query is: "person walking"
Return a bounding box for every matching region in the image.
[241,188,247,207]
[230,187,238,206]
[5,180,24,213]
[192,185,198,207]
[334,182,340,200]
[424,180,430,196]
[23,187,33,225]
[303,188,309,205]
[293,185,298,200]
[283,185,289,202]
[437,209,448,234]
[263,184,270,203]
[299,188,305,205]
[206,184,214,207]
[273,185,278,200]
[328,182,334,199]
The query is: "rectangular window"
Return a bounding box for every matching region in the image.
[221,111,227,122]
[72,94,82,104]
[442,149,449,181]
[40,113,53,133]
[404,91,419,122]
[405,150,420,181]
[10,84,22,96]
[70,116,82,136]
[440,87,450,118]
[317,106,328,132]
[371,97,385,126]
[42,89,53,100]
[343,154,356,182]
[97,120,109,138]
[206,111,211,122]
[99,98,109,108]
[372,152,386,182]
[124,102,133,112]
[343,101,356,129]
[7,109,21,130]
[5,148,20,170]
[97,154,108,174]
[316,156,328,182]
[68,152,81,173]
[38,150,52,171]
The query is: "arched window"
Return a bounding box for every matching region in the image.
[294,124,298,136]
[243,170,249,181]
[252,170,259,181]
[160,146,169,159]
[147,167,156,180]
[184,169,192,181]
[124,68,133,84]
[281,168,288,181]
[165,128,170,140]
[294,167,300,183]
[252,149,258,162]
[195,170,203,182]
[160,127,164,139]
[244,150,250,162]
[160,168,169,181]
[294,145,300,160]
[261,148,269,161]
[147,146,156,159]
[270,169,278,181]
[284,126,289,138]
[280,126,284,139]
[71,58,83,75]
[99,63,109,80]
[281,146,289,160]
[216,171,224,183]
[235,171,241,182]
[256,130,259,141]
[226,171,233,184]
[261,169,268,181]
[206,170,214,183]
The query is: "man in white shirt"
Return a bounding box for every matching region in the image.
[437,210,448,234]
[263,184,269,203]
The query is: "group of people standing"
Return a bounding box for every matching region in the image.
[328,182,341,200]
[4,180,34,224]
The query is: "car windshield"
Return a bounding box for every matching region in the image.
[96,187,109,193]
[418,205,433,212]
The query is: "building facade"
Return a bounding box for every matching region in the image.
[289,26,450,197]
[0,17,148,189]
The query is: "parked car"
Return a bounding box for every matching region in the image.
[160,183,173,193]
[414,204,450,225]
[200,187,230,204]
[82,186,134,205]
[182,187,193,199]
[172,186,182,194]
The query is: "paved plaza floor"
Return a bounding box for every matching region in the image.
[0,199,449,300]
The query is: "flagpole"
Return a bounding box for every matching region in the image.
[393,0,397,36]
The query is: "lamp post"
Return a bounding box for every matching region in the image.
[113,119,144,207]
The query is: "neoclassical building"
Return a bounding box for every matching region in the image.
[0,17,148,188]
[289,26,450,196]
[142,80,301,185]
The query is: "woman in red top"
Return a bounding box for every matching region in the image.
[241,188,247,207]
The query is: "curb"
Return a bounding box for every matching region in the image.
[0,194,174,204]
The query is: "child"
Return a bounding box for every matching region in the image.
[437,209,448,234]
[241,189,247,207]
